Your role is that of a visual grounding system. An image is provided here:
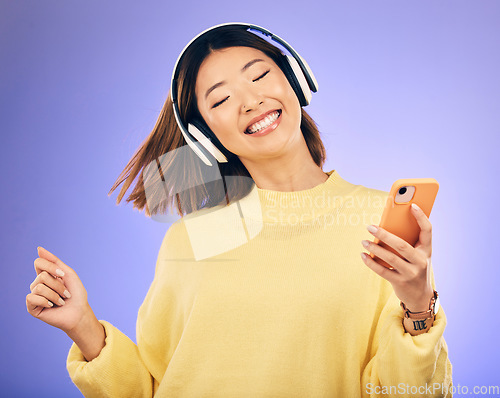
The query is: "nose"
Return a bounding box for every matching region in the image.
[240,89,263,113]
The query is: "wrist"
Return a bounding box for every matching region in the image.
[402,289,435,312]
[65,304,97,338]
[66,305,106,362]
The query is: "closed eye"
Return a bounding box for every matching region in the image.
[253,70,270,82]
[212,70,271,109]
[212,96,229,108]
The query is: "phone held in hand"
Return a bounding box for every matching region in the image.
[369,178,439,269]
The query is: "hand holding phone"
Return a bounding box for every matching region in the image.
[369,178,439,269]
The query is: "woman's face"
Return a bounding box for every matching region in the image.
[195,46,302,163]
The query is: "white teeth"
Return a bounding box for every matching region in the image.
[246,111,280,134]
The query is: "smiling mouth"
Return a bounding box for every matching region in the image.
[244,110,282,135]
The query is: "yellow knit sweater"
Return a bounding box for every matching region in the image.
[67,169,453,397]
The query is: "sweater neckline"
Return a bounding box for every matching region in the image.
[240,169,352,224]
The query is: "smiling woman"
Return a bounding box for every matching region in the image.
[35,23,453,397]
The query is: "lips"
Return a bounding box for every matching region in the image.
[244,109,282,134]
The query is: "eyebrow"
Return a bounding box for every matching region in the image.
[204,58,265,100]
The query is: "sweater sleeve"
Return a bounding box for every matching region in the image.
[361,265,453,398]
[66,320,154,397]
[65,221,186,397]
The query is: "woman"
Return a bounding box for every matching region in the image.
[26,23,452,397]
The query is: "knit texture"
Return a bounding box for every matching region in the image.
[67,169,452,397]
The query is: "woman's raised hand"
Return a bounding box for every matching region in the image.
[26,246,91,334]
[360,203,435,312]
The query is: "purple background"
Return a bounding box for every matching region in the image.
[2,0,499,396]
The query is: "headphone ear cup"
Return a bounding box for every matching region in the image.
[188,118,231,163]
[295,53,318,93]
[281,55,312,106]
[285,55,313,106]
[181,124,213,167]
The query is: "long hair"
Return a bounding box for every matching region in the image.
[108,26,327,217]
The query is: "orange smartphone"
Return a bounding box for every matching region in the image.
[369,178,439,269]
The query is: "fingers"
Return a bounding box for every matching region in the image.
[362,239,409,273]
[35,247,69,276]
[31,283,67,306]
[360,251,398,284]
[26,292,54,313]
[34,255,66,278]
[366,224,421,264]
[30,270,72,301]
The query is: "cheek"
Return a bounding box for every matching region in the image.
[204,108,241,145]
[211,111,235,134]
[277,78,301,120]
[272,75,300,107]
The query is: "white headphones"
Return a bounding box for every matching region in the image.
[170,22,319,167]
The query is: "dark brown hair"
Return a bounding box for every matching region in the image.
[108,26,327,217]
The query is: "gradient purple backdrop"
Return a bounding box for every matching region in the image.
[2,0,499,396]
